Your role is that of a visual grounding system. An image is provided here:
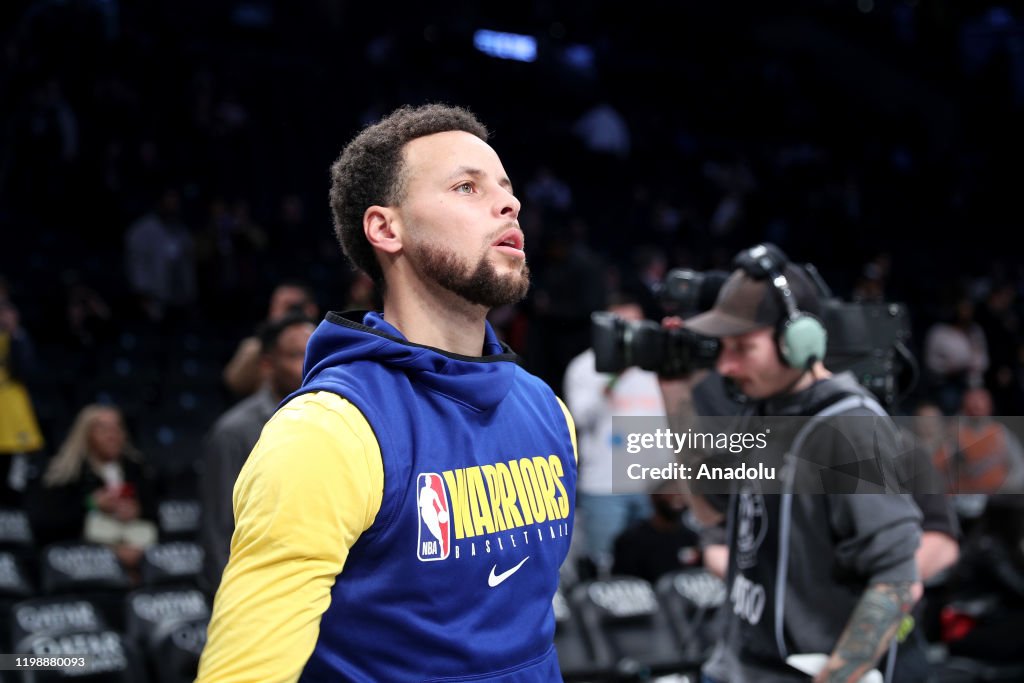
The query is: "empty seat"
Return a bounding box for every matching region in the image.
[140,542,204,586]
[0,509,35,550]
[38,544,132,633]
[656,568,727,665]
[10,596,107,646]
[0,551,34,600]
[124,586,209,649]
[571,576,688,678]
[156,500,201,541]
[1,553,36,657]
[40,544,131,595]
[150,617,208,683]
[14,629,145,682]
[553,588,612,681]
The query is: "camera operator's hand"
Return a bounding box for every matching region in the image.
[656,317,707,422]
[656,317,725,527]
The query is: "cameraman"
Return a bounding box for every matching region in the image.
[659,245,922,683]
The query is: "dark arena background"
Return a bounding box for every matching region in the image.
[1,1,1023,681]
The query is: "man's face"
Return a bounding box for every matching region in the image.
[394,131,529,308]
[268,285,314,321]
[267,323,314,398]
[716,327,800,400]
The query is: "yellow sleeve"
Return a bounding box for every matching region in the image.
[556,396,578,464]
[196,391,383,683]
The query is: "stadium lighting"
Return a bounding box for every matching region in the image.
[473,29,537,62]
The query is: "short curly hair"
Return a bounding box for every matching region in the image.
[329,104,489,286]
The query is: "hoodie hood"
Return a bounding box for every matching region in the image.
[301,311,520,412]
[759,371,878,417]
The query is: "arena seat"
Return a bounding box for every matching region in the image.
[571,576,688,678]
[14,629,146,682]
[656,568,727,666]
[553,587,613,681]
[9,596,107,647]
[155,500,201,541]
[40,544,130,595]
[1,553,37,651]
[39,543,132,632]
[140,542,203,586]
[124,585,209,649]
[149,617,208,683]
[0,551,34,600]
[0,509,35,551]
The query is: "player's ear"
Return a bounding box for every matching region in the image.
[365,206,402,255]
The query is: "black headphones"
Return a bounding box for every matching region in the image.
[732,244,827,369]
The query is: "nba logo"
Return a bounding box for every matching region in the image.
[417,473,450,561]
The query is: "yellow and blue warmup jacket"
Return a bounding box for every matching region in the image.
[197,311,578,682]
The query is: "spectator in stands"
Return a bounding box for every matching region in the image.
[932,387,1024,494]
[32,404,157,575]
[564,291,666,574]
[612,480,702,584]
[222,280,319,396]
[572,101,631,159]
[851,259,888,304]
[124,187,198,323]
[0,284,45,506]
[911,400,950,457]
[524,165,573,212]
[343,271,377,311]
[199,197,269,300]
[200,312,315,593]
[974,279,1022,414]
[924,295,989,416]
[63,272,113,351]
[528,222,606,390]
[621,244,670,321]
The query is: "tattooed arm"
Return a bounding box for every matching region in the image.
[813,581,920,683]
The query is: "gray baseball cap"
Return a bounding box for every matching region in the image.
[684,264,822,338]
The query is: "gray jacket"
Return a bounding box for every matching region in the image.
[706,373,921,683]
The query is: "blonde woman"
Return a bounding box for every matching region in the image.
[31,404,157,573]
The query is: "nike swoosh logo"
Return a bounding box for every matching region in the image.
[488,556,530,587]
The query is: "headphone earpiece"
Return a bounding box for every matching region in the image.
[736,243,828,369]
[778,313,827,369]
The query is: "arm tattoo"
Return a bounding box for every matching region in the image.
[820,581,916,683]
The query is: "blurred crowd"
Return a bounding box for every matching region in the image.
[1,0,1023,679]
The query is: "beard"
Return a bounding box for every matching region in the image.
[412,240,530,308]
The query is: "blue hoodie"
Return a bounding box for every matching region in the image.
[291,311,577,682]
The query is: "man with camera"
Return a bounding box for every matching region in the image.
[658,245,923,683]
[565,291,668,575]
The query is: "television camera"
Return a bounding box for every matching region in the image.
[591,262,916,408]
